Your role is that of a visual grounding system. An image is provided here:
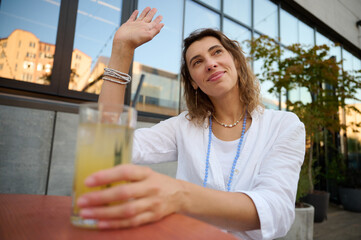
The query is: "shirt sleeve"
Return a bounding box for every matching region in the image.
[241,113,306,240]
[132,114,181,165]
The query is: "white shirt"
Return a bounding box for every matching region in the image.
[212,131,249,187]
[132,107,306,240]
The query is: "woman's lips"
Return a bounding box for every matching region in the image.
[208,71,225,82]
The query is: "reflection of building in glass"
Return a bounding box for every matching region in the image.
[132,62,179,116]
[68,49,92,91]
[0,29,91,87]
[81,56,110,94]
[340,103,361,142]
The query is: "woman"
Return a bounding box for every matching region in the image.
[77,7,305,240]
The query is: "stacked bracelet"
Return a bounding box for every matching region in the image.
[103,67,131,85]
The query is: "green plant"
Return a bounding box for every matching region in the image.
[247,35,361,204]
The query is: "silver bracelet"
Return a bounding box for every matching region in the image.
[103,67,131,84]
[102,76,129,85]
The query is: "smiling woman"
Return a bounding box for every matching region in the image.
[88,7,307,240]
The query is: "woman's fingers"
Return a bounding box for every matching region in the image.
[127,10,139,22]
[85,164,152,187]
[150,15,165,34]
[143,8,158,23]
[136,7,151,21]
[77,178,159,207]
[80,197,157,220]
[97,211,161,229]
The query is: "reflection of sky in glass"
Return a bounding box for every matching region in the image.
[254,0,278,39]
[198,0,221,10]
[223,19,251,55]
[280,9,298,46]
[184,0,220,38]
[253,58,279,106]
[135,0,183,74]
[252,33,278,107]
[73,0,121,69]
[299,21,314,47]
[343,50,354,71]
[224,0,251,27]
[0,0,60,43]
[316,32,341,61]
[282,48,311,104]
[343,50,361,103]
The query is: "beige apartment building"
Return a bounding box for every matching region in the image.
[0,29,91,88]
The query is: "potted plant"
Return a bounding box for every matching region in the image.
[339,168,361,212]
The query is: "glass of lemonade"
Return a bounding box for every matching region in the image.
[71,103,137,228]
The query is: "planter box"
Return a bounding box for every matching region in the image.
[339,187,361,212]
[303,191,330,222]
[278,203,314,240]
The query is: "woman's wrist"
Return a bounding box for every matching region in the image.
[108,44,134,72]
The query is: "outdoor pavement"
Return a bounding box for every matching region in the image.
[313,203,361,240]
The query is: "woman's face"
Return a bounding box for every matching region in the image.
[186,36,238,99]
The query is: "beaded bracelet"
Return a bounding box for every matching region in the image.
[103,67,131,85]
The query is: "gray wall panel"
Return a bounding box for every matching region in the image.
[0,105,54,194]
[47,112,78,196]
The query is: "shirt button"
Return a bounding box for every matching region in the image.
[235,169,239,175]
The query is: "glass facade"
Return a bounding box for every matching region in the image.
[0,0,360,117]
[68,0,122,94]
[132,0,183,116]
[0,0,60,85]
[254,0,278,39]
[224,0,251,27]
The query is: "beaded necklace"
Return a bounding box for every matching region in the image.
[203,112,247,192]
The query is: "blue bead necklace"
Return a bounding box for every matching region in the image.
[203,112,247,192]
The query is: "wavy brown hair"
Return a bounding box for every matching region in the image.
[181,28,261,125]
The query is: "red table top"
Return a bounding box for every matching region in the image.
[0,194,238,240]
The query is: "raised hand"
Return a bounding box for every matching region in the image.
[113,7,164,51]
[76,164,184,229]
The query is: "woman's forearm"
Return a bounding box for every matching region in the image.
[98,45,134,105]
[98,7,164,105]
[178,180,260,232]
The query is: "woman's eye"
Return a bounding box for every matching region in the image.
[193,60,201,66]
[215,49,222,55]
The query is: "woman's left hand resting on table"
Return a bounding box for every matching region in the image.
[77,164,260,231]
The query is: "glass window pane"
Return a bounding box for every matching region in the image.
[343,50,354,72]
[0,0,60,85]
[254,0,278,39]
[251,34,279,109]
[343,50,361,104]
[131,0,184,116]
[224,0,251,26]
[68,0,121,93]
[299,21,314,46]
[223,19,251,56]
[316,32,341,62]
[282,49,312,104]
[280,9,298,46]
[198,0,221,10]
[184,0,220,38]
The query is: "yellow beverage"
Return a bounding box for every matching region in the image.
[71,122,134,228]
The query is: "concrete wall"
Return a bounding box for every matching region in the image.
[295,0,361,50]
[0,104,177,196]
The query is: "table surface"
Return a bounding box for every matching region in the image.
[0,194,237,240]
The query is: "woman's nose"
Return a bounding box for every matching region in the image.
[207,63,217,71]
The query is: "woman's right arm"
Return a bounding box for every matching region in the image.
[98,7,164,105]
